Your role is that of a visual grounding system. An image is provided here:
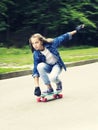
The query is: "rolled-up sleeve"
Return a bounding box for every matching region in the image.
[32,52,40,77]
[52,33,72,48]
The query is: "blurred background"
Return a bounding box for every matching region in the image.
[0,0,98,48]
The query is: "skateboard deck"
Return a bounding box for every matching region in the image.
[36,90,63,102]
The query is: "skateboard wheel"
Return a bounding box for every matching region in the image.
[53,94,58,99]
[37,97,41,102]
[58,94,63,98]
[42,98,47,102]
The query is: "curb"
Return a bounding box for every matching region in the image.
[0,70,32,80]
[66,59,98,67]
[0,59,98,80]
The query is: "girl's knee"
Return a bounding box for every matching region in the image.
[50,74,60,83]
[37,63,46,71]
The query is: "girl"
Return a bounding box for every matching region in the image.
[29,24,84,96]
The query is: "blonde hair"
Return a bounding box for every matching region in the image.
[29,33,53,45]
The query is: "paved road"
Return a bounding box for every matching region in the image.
[0,63,98,130]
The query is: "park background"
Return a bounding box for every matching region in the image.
[0,1,98,129]
[0,0,98,47]
[0,0,98,75]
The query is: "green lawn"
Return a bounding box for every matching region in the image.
[59,46,98,62]
[0,46,32,66]
[0,45,98,74]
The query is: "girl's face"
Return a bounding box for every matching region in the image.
[31,37,44,51]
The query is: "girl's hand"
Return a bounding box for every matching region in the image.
[76,24,85,32]
[34,86,41,96]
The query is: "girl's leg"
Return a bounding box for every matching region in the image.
[49,64,62,90]
[37,63,53,91]
[49,64,62,83]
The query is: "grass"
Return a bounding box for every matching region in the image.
[0,46,32,66]
[0,67,30,74]
[59,46,98,62]
[0,45,98,74]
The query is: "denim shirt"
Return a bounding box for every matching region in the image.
[32,32,72,77]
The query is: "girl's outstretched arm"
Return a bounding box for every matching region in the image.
[69,30,77,36]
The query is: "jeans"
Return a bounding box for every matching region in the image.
[37,62,62,85]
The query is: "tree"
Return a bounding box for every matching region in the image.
[0,0,15,31]
[0,0,15,46]
[0,0,98,47]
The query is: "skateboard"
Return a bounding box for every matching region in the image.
[36,90,63,102]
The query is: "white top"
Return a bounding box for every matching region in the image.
[41,47,57,65]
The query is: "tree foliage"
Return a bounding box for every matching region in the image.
[0,0,98,47]
[0,0,14,30]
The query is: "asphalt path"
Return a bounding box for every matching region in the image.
[0,62,98,130]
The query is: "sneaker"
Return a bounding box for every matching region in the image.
[43,88,54,94]
[56,81,62,91]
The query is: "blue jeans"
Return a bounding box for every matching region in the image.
[37,62,62,85]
